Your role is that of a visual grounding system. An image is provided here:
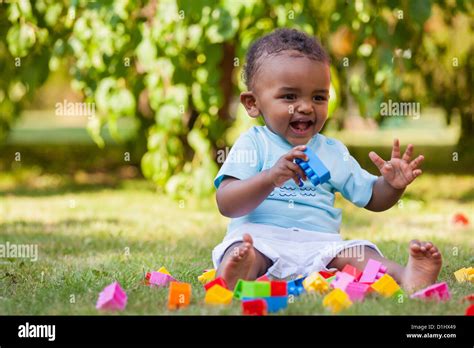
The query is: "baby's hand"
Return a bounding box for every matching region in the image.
[268,145,309,187]
[369,139,424,189]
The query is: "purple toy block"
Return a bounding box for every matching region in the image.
[331,271,355,291]
[149,271,176,287]
[96,281,127,311]
[359,259,387,283]
[345,282,370,302]
[410,282,451,301]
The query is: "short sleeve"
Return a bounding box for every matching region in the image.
[331,141,378,207]
[214,131,262,189]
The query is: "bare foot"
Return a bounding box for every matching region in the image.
[217,234,256,290]
[402,240,442,292]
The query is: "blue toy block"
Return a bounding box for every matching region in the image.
[295,147,330,186]
[264,296,288,313]
[287,279,305,296]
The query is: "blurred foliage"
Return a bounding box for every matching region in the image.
[0,0,472,198]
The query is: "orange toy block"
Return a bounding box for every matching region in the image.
[168,281,192,310]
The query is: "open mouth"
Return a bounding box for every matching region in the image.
[289,120,314,134]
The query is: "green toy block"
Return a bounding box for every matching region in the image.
[234,280,271,299]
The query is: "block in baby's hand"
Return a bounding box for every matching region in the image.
[96,281,127,311]
[294,147,330,186]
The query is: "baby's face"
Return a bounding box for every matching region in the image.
[247,51,331,146]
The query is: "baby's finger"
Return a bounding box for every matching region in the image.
[285,149,308,162]
[413,169,422,178]
[402,143,414,162]
[288,161,307,181]
[369,151,386,171]
[391,138,401,159]
[409,155,424,170]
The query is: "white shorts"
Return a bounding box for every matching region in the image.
[212,223,383,280]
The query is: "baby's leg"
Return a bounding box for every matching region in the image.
[327,240,442,291]
[216,233,272,290]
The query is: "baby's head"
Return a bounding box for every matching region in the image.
[241,28,331,146]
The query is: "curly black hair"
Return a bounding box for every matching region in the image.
[243,28,330,89]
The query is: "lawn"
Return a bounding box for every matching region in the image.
[0,172,472,315]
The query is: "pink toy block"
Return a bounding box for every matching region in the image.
[149,271,176,287]
[96,281,127,311]
[331,271,355,291]
[345,282,370,302]
[359,259,387,283]
[410,282,451,301]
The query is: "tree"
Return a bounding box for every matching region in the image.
[1,0,471,199]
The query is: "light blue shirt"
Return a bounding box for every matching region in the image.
[214,126,378,234]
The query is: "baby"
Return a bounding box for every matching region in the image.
[212,28,441,292]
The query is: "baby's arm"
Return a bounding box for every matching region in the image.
[216,145,308,218]
[365,139,424,212]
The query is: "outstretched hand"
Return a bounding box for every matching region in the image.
[369,139,424,190]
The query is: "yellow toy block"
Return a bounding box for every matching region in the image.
[454,267,474,283]
[198,269,216,284]
[371,274,401,297]
[204,284,233,305]
[302,272,329,294]
[157,266,171,276]
[323,288,352,313]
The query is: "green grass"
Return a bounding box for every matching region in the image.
[0,173,473,315]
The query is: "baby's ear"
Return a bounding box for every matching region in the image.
[240,92,260,118]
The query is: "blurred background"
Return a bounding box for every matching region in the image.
[0,0,472,198]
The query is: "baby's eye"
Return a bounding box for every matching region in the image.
[281,94,297,100]
[313,95,328,102]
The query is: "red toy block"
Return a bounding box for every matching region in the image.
[342,264,362,281]
[462,294,474,303]
[319,271,335,279]
[270,281,287,296]
[204,277,228,291]
[242,299,267,316]
[466,304,474,316]
[257,274,270,282]
[144,272,151,285]
[452,213,469,226]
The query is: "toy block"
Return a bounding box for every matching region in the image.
[242,299,267,316]
[326,275,336,284]
[452,213,469,226]
[234,280,270,299]
[168,281,192,310]
[370,274,400,298]
[454,267,474,283]
[287,279,305,296]
[342,264,362,281]
[204,285,233,305]
[294,147,331,186]
[345,282,370,302]
[263,296,288,313]
[144,272,151,285]
[323,288,352,314]
[204,277,228,291]
[319,271,336,279]
[466,304,474,316]
[257,274,270,282]
[331,272,355,291]
[148,271,176,287]
[157,266,171,276]
[96,281,127,311]
[270,281,288,296]
[302,272,329,294]
[462,294,474,303]
[198,269,216,284]
[359,259,387,283]
[410,282,451,301]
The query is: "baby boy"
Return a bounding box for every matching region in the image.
[212,29,441,292]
